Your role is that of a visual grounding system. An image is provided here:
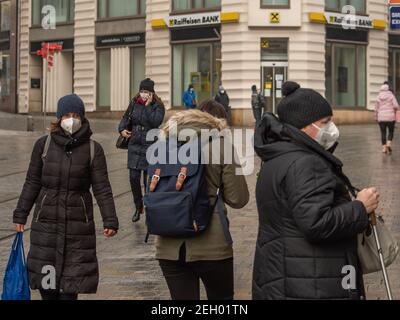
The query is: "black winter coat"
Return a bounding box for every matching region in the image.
[13,120,119,294]
[215,92,230,109]
[252,113,369,300]
[118,96,165,170]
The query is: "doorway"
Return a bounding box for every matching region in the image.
[261,61,288,114]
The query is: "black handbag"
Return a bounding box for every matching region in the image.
[116,106,134,150]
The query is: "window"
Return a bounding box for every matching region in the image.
[261,0,290,8]
[172,0,221,12]
[325,42,366,107]
[130,47,145,98]
[98,0,145,19]
[261,38,288,61]
[0,53,10,97]
[0,1,10,32]
[325,0,366,14]
[31,0,75,25]
[97,50,111,108]
[172,42,221,107]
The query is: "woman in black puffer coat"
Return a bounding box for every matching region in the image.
[252,82,380,300]
[118,78,165,223]
[13,94,119,300]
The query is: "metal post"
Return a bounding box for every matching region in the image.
[370,212,394,300]
[43,56,47,133]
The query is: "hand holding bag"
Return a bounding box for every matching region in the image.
[1,232,31,300]
[358,215,399,274]
[116,105,134,150]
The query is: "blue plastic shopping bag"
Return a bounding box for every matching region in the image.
[1,232,31,300]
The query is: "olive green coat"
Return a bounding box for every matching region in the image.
[154,110,250,262]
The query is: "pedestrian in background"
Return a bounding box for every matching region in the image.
[118,78,165,223]
[156,101,249,300]
[13,94,119,300]
[215,86,232,126]
[183,84,197,109]
[375,82,399,154]
[251,85,264,127]
[253,81,379,300]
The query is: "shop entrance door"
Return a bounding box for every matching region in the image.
[261,62,288,114]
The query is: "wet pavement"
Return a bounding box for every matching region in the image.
[0,116,399,300]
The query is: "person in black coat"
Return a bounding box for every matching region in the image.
[252,81,380,300]
[14,94,119,300]
[118,78,165,223]
[215,86,231,125]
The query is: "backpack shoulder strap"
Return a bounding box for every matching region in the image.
[90,139,95,167]
[41,133,52,161]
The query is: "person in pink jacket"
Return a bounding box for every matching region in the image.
[375,82,399,154]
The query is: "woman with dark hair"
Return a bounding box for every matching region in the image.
[198,99,228,120]
[155,103,249,300]
[14,94,119,300]
[118,78,165,223]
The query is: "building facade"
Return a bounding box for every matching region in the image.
[14,0,393,125]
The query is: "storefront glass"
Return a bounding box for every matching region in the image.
[172,42,221,107]
[325,42,366,107]
[130,47,146,98]
[32,0,75,25]
[97,50,111,108]
[389,48,400,101]
[0,53,10,97]
[0,1,10,31]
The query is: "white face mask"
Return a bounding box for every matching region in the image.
[61,117,82,135]
[312,121,340,150]
[220,90,225,94]
[140,92,149,101]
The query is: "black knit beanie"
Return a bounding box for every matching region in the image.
[139,78,155,93]
[56,94,85,119]
[277,81,333,129]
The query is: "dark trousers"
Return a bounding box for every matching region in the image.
[252,108,262,127]
[158,245,234,300]
[379,121,395,145]
[39,289,78,300]
[129,169,148,210]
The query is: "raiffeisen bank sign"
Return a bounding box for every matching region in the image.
[168,12,221,28]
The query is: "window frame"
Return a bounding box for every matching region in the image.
[31,0,75,27]
[260,0,291,10]
[325,40,367,109]
[324,0,367,15]
[97,0,145,21]
[129,45,146,99]
[171,0,221,15]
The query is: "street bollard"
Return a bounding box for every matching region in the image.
[27,115,34,132]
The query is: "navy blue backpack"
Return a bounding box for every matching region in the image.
[144,139,232,244]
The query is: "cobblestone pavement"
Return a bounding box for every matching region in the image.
[0,120,399,300]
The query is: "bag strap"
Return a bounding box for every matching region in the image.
[90,139,95,167]
[41,133,52,161]
[214,187,233,245]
